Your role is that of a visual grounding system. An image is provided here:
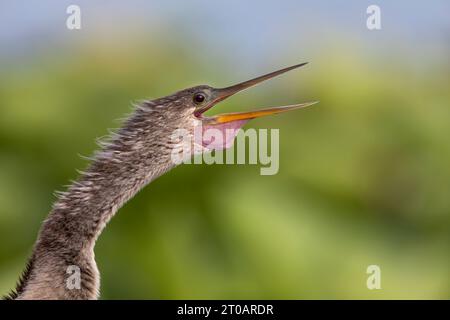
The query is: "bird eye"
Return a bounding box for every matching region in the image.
[193,93,206,104]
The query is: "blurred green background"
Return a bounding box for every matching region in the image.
[0,1,449,299]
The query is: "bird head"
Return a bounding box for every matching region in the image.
[136,63,316,160]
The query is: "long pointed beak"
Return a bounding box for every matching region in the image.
[198,62,316,123]
[215,62,308,102]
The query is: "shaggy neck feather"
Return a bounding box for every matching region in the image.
[9,103,179,299]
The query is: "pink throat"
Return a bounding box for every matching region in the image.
[198,120,248,151]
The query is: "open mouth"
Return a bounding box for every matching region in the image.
[196,63,318,125]
[195,63,317,150]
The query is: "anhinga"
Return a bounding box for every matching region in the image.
[5,63,315,299]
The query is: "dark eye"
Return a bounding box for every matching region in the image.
[193,93,206,104]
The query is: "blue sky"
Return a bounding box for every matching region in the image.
[0,0,448,66]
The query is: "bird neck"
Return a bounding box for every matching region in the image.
[13,105,178,299]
